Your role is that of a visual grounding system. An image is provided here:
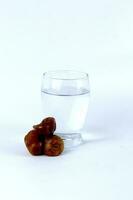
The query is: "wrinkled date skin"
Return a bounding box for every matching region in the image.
[24,130,44,155]
[44,135,64,156]
[33,117,56,136]
[27,142,43,156]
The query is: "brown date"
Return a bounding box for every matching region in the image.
[44,135,64,156]
[24,130,44,155]
[33,117,56,136]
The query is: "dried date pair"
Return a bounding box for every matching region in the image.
[24,117,64,156]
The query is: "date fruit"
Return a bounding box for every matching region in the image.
[24,117,64,156]
[24,130,44,155]
[44,135,64,156]
[33,117,56,136]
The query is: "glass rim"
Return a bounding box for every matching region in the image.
[43,70,89,81]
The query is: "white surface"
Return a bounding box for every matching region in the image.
[0,0,133,200]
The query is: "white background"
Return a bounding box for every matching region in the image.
[0,0,133,200]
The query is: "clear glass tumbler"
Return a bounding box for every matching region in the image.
[41,70,90,148]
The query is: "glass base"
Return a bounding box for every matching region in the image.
[56,133,83,150]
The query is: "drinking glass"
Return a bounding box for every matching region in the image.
[41,70,90,148]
